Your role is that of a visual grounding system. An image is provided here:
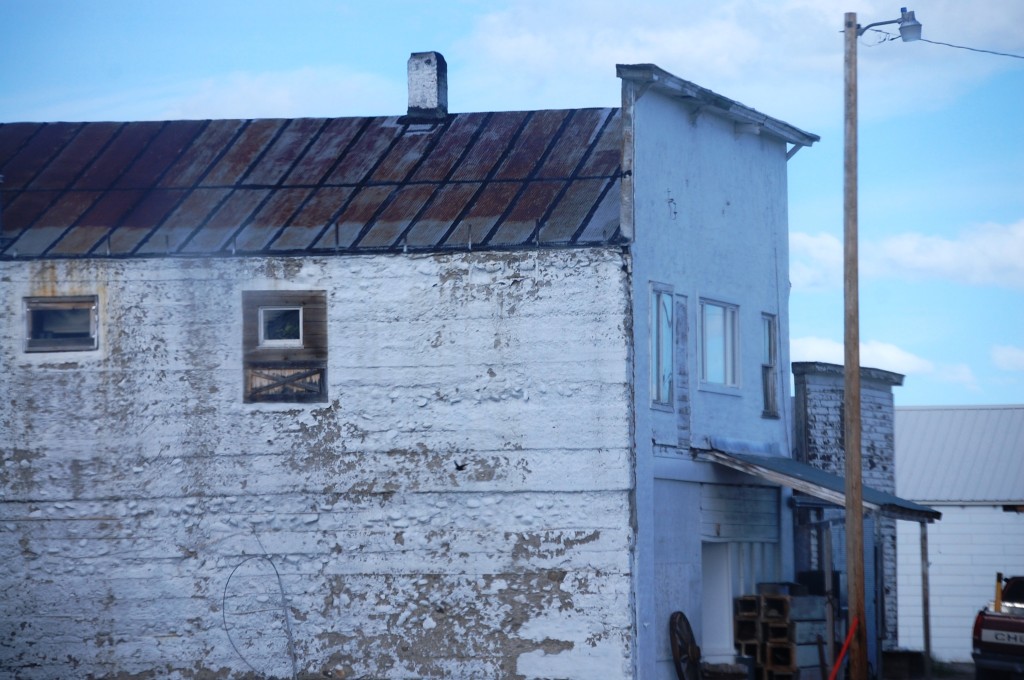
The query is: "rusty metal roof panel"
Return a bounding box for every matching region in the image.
[116,120,206,189]
[241,118,326,187]
[442,181,521,248]
[410,113,486,183]
[48,224,112,256]
[1,190,57,243]
[486,180,565,247]
[180,188,269,254]
[282,117,367,186]
[232,187,312,252]
[312,185,393,250]
[538,178,615,244]
[1,123,83,189]
[402,182,481,248]
[1,107,623,259]
[31,123,121,190]
[201,119,284,187]
[268,186,353,251]
[0,123,42,177]
[355,183,438,249]
[493,110,567,181]
[157,120,243,189]
[134,187,230,255]
[573,177,622,244]
[324,119,405,186]
[449,111,528,182]
[536,108,616,179]
[75,122,163,190]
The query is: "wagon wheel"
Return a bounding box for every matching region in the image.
[670,611,702,680]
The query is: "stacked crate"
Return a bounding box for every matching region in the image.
[734,588,827,680]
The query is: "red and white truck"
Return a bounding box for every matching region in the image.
[973,573,1024,679]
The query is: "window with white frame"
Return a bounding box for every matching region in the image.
[258,306,303,347]
[24,296,98,352]
[700,299,738,387]
[651,285,673,407]
[761,314,779,417]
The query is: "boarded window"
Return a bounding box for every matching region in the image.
[25,296,98,352]
[243,290,327,403]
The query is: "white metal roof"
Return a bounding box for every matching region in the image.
[895,405,1024,504]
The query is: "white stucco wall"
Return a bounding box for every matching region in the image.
[897,506,1024,662]
[624,83,796,679]
[0,248,635,679]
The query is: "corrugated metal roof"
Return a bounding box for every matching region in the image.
[0,108,623,259]
[895,405,1024,504]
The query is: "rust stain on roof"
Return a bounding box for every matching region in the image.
[0,108,623,258]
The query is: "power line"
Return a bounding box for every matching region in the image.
[920,38,1024,60]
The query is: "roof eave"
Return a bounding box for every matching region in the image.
[616,63,820,149]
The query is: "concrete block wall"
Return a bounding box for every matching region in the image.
[0,248,635,679]
[792,362,904,650]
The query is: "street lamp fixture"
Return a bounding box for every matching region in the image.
[843,7,920,680]
[857,7,923,42]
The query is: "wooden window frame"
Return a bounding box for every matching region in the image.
[243,290,327,403]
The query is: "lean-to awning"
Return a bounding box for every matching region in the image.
[700,448,941,523]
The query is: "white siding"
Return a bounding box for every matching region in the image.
[897,506,1024,661]
[0,248,635,679]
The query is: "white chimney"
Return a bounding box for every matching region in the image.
[407,51,448,120]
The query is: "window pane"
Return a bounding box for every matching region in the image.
[704,303,725,383]
[651,289,673,405]
[30,308,91,340]
[261,307,302,344]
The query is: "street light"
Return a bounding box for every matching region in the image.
[843,8,920,680]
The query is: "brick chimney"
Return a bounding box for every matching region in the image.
[407,51,448,120]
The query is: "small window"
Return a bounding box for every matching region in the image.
[701,299,738,387]
[761,314,779,417]
[259,307,303,347]
[243,291,327,403]
[651,285,673,407]
[25,296,98,352]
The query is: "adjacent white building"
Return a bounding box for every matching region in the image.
[895,405,1024,662]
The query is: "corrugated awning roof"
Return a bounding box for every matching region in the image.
[0,108,623,259]
[701,448,941,523]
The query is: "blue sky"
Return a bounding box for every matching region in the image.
[2,0,1022,406]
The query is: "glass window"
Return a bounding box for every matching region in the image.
[651,286,673,407]
[259,307,303,347]
[701,300,738,386]
[762,314,779,417]
[25,296,98,352]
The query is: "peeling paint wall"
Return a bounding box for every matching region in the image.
[0,247,635,679]
[792,362,904,652]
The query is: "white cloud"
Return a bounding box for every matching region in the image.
[790,336,935,376]
[789,232,843,291]
[993,345,1024,371]
[864,220,1024,290]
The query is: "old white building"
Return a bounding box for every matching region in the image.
[1,53,828,679]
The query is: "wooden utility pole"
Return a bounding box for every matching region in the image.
[843,11,868,680]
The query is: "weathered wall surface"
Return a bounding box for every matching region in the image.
[792,362,903,652]
[0,247,634,679]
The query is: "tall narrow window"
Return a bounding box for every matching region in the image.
[651,285,673,407]
[762,314,779,417]
[24,296,98,352]
[701,300,738,387]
